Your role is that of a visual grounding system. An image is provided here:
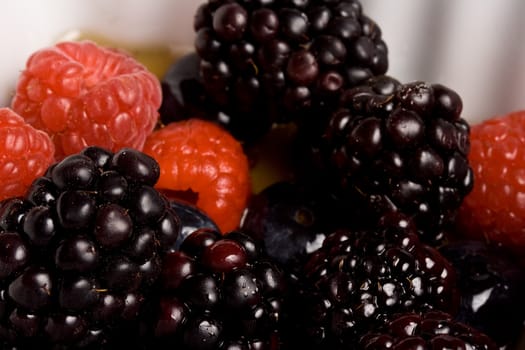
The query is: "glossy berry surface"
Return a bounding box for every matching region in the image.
[360,311,498,350]
[0,108,54,201]
[457,111,525,252]
[192,0,388,141]
[316,75,473,245]
[0,146,179,348]
[148,229,288,349]
[168,199,219,251]
[288,212,460,349]
[143,118,251,233]
[11,40,162,159]
[440,240,525,347]
[241,181,348,271]
[159,53,216,124]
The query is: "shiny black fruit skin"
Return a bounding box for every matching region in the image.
[159,52,213,124]
[168,199,220,251]
[160,52,270,143]
[192,0,388,142]
[147,230,289,349]
[288,212,460,349]
[360,311,498,350]
[440,240,525,347]
[315,75,473,246]
[240,181,349,273]
[0,146,180,349]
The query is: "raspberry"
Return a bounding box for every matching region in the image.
[11,40,161,160]
[457,110,525,252]
[143,119,250,233]
[0,108,54,201]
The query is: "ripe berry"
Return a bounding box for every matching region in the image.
[315,76,473,245]
[288,212,460,349]
[0,146,180,348]
[192,0,388,141]
[0,108,54,201]
[168,199,219,251]
[360,311,498,350]
[440,240,525,347]
[457,111,525,252]
[11,40,161,159]
[240,181,348,271]
[143,119,251,233]
[147,230,289,349]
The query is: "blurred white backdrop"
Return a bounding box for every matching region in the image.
[363,0,525,124]
[0,0,524,124]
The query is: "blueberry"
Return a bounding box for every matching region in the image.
[240,181,345,270]
[440,240,525,347]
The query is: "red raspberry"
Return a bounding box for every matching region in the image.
[143,119,251,233]
[0,108,54,200]
[11,40,161,159]
[457,110,525,251]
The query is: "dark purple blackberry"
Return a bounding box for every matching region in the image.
[440,240,525,347]
[240,181,349,273]
[360,311,498,350]
[0,147,180,349]
[193,0,388,141]
[316,75,473,245]
[288,212,460,349]
[147,229,289,349]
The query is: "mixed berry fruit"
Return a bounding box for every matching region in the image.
[143,118,250,233]
[12,41,161,160]
[0,0,523,349]
[0,147,179,348]
[0,108,54,201]
[457,110,525,252]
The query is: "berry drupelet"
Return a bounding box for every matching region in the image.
[147,229,289,349]
[316,75,473,245]
[360,311,498,350]
[287,212,460,349]
[0,147,180,349]
[190,0,389,142]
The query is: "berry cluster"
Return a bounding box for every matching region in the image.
[163,0,388,141]
[146,230,288,349]
[0,147,179,348]
[0,0,523,349]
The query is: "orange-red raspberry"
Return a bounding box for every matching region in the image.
[11,40,161,159]
[457,110,525,251]
[143,119,251,233]
[0,108,54,200]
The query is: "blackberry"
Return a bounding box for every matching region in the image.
[147,229,289,349]
[360,311,498,350]
[316,75,473,245]
[288,212,459,349]
[440,240,525,347]
[0,147,180,349]
[192,0,388,141]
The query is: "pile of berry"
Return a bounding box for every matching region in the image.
[0,0,524,349]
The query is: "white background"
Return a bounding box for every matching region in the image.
[1,0,524,125]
